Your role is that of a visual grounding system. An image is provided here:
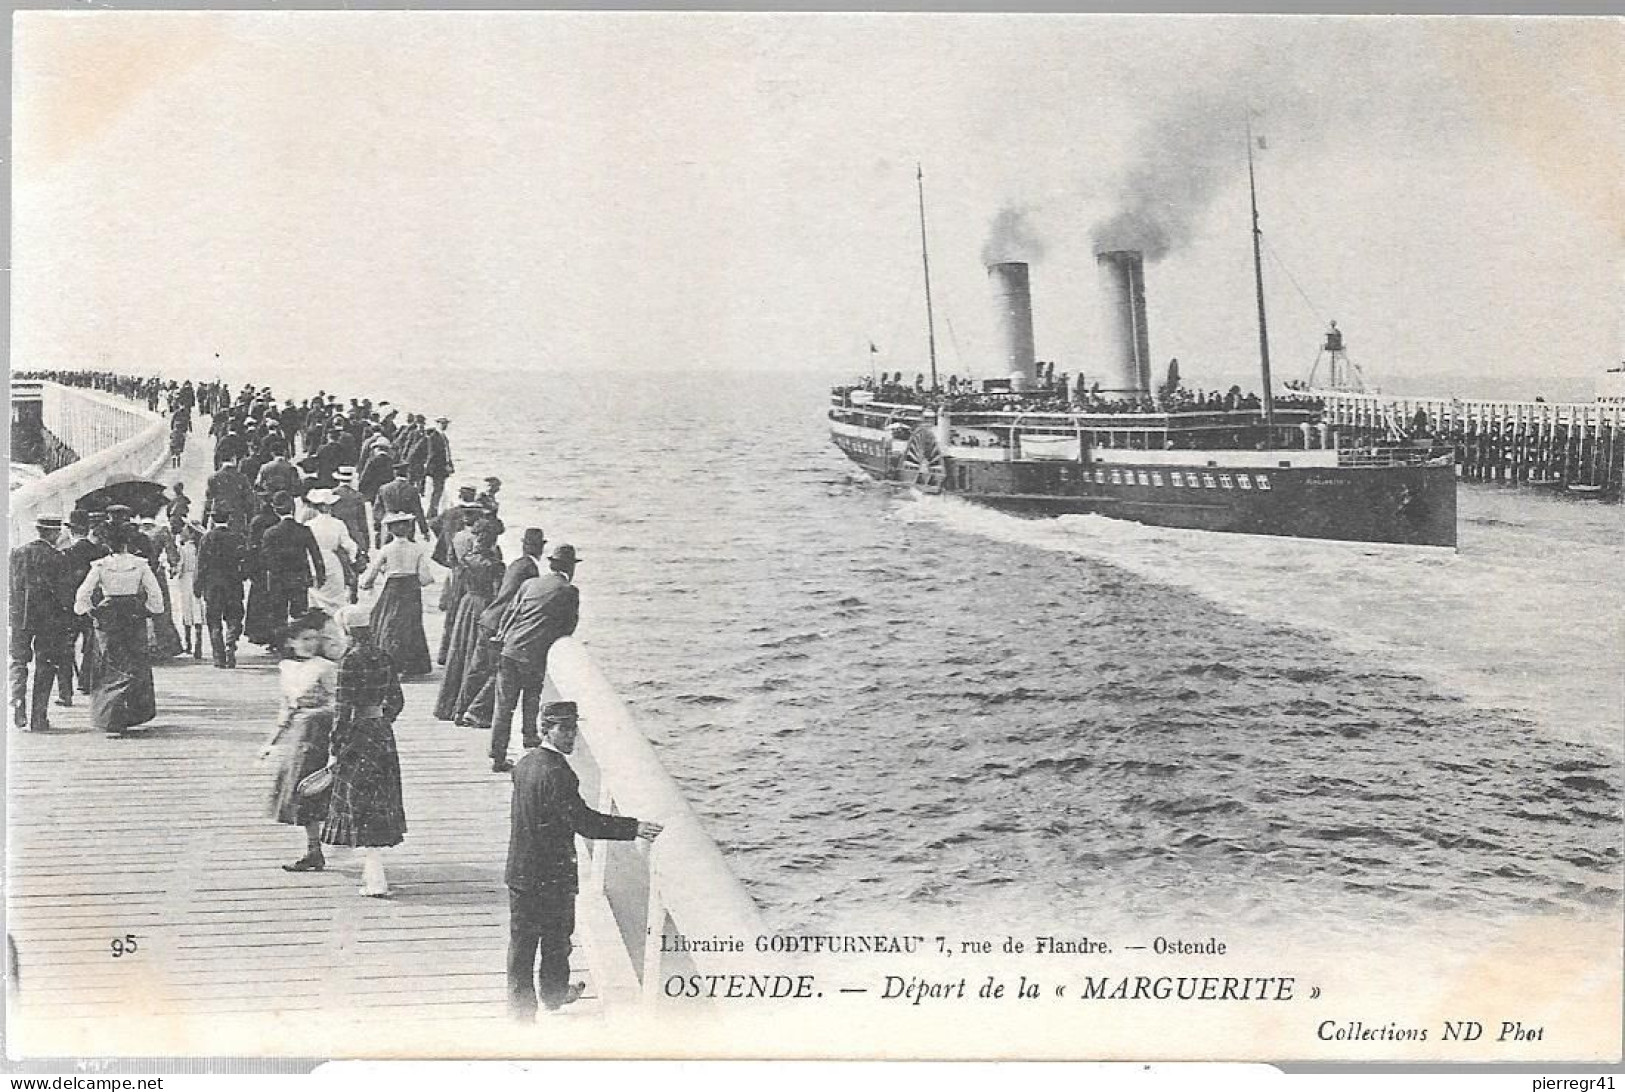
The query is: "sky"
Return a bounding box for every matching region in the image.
[13,13,1623,399]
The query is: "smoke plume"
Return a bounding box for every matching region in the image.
[1089,95,1254,262]
[981,205,1046,266]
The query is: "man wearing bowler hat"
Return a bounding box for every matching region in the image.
[488,544,581,773]
[9,517,74,731]
[506,700,661,1019]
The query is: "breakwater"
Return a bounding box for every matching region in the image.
[8,379,172,542]
[1317,390,1623,498]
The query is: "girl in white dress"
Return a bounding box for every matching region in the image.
[172,524,203,660]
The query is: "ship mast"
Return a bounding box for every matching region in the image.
[1246,117,1277,439]
[917,163,940,393]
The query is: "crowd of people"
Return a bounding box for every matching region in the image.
[10,368,662,1019]
[841,366,1325,417]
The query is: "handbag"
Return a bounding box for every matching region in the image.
[295,765,334,801]
[295,723,371,801]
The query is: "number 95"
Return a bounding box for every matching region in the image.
[110,934,138,958]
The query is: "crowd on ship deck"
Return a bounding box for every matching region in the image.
[843,364,1324,416]
[11,368,661,1017]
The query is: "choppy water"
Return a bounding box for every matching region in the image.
[374,367,1621,936]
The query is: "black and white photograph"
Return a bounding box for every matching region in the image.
[6,9,1623,1065]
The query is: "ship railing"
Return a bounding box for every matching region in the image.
[1335,446,1451,468]
[829,403,923,430]
[943,408,1319,432]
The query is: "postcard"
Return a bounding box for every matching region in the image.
[7,9,1621,1066]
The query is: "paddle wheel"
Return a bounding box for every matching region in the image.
[902,426,946,494]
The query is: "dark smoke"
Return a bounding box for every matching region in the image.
[1089,97,1249,263]
[981,205,1046,266]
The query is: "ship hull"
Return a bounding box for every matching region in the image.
[831,427,1457,548]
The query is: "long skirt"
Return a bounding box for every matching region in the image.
[436,570,468,664]
[433,590,491,720]
[267,709,334,827]
[148,568,184,659]
[173,579,201,626]
[437,562,463,616]
[309,549,350,615]
[371,575,432,677]
[321,715,407,848]
[89,599,157,733]
[244,572,277,645]
[453,629,500,727]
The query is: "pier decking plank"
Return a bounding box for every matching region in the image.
[7,434,632,1057]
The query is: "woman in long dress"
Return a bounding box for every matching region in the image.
[74,525,165,737]
[432,521,502,722]
[359,512,436,678]
[172,523,203,660]
[302,490,358,615]
[261,611,337,872]
[322,604,407,897]
[143,517,185,660]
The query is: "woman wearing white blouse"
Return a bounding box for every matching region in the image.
[359,512,437,677]
[74,525,165,736]
[303,490,359,615]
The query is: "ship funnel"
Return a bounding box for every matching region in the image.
[1094,250,1152,398]
[987,261,1036,391]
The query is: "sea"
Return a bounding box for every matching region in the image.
[357,366,1621,944]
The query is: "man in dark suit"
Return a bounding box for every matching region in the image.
[9,517,74,731]
[459,528,546,734]
[203,456,256,534]
[213,428,246,470]
[258,492,325,631]
[254,443,301,498]
[374,463,430,542]
[195,511,247,667]
[421,417,454,517]
[57,510,108,701]
[505,701,660,1020]
[489,544,580,772]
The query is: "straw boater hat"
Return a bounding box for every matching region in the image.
[382,511,415,526]
[335,466,357,485]
[305,488,336,506]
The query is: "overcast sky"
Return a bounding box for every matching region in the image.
[14,13,1622,398]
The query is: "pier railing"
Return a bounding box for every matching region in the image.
[1317,390,1625,432]
[546,636,765,1002]
[1315,389,1622,493]
[9,381,170,542]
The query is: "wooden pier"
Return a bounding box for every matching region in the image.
[1317,390,1624,497]
[6,434,648,1059]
